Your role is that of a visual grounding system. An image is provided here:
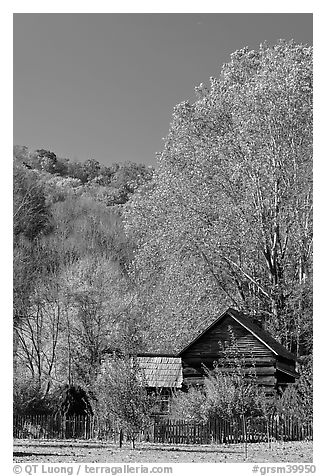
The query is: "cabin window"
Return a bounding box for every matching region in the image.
[148,389,172,415]
[158,394,170,414]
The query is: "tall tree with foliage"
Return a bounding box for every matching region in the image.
[62,255,135,389]
[95,354,157,448]
[14,161,52,241]
[124,41,312,355]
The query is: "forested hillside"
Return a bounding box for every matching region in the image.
[13,147,154,412]
[13,40,312,414]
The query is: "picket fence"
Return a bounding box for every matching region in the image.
[153,416,313,444]
[13,414,312,444]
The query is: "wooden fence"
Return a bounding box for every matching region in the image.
[13,414,312,444]
[153,416,313,444]
[13,414,115,441]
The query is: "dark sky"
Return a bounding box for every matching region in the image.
[13,13,312,166]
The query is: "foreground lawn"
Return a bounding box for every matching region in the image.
[13,439,313,463]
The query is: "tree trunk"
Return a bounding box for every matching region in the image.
[119,429,123,448]
[267,417,271,450]
[242,415,248,459]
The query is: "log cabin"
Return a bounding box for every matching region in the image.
[137,308,298,403]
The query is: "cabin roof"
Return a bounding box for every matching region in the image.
[137,356,183,388]
[177,308,296,362]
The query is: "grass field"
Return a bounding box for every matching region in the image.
[13,439,313,463]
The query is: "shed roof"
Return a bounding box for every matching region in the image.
[178,308,296,362]
[137,355,183,388]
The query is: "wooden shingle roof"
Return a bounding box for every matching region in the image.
[137,355,183,388]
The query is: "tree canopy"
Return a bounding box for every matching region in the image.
[124,41,312,355]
